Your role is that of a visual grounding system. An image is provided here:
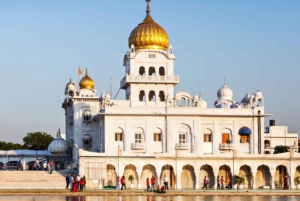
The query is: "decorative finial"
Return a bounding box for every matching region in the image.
[146,0,151,14]
[224,77,226,85]
[86,68,88,75]
[69,77,72,82]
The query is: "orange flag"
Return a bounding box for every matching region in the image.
[78,66,82,75]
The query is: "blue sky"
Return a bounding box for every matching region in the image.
[0,0,299,143]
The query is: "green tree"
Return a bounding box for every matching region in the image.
[273,145,289,154]
[23,132,54,150]
[0,141,23,150]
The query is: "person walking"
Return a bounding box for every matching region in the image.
[146,178,150,192]
[151,176,155,192]
[70,175,74,192]
[163,174,169,190]
[121,176,126,190]
[36,159,40,170]
[43,162,47,172]
[66,174,70,189]
[216,176,220,190]
[221,176,225,190]
[202,176,208,190]
[80,177,85,191]
[116,176,120,190]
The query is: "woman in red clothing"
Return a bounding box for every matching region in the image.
[80,177,85,191]
[72,179,78,192]
[146,178,150,192]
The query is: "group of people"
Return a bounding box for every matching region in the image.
[146,174,168,193]
[203,176,229,190]
[66,174,86,192]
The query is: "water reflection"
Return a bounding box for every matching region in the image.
[0,196,299,201]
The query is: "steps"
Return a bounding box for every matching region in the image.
[0,170,74,189]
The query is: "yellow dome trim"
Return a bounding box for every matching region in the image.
[79,68,94,89]
[128,1,169,50]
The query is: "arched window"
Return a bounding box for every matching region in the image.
[159,91,165,102]
[83,134,92,147]
[115,128,123,141]
[203,129,212,142]
[149,67,156,76]
[159,67,165,76]
[180,97,186,107]
[139,90,145,101]
[83,110,91,122]
[153,128,162,141]
[178,128,187,143]
[69,91,74,97]
[149,90,156,102]
[239,127,251,143]
[264,140,270,148]
[139,67,145,75]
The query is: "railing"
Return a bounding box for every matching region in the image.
[131,143,146,150]
[175,143,190,150]
[120,75,179,88]
[219,143,233,150]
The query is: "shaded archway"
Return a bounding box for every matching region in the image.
[139,90,145,101]
[199,164,214,188]
[255,165,271,188]
[140,164,157,188]
[149,67,156,76]
[294,166,300,185]
[106,164,117,186]
[274,165,288,188]
[124,164,139,188]
[160,165,175,189]
[139,66,145,75]
[181,164,195,189]
[238,165,252,188]
[218,165,232,186]
[159,67,165,76]
[148,91,156,102]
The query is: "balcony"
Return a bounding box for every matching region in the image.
[120,75,179,89]
[219,143,233,150]
[175,143,190,150]
[131,143,146,150]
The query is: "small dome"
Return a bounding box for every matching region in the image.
[48,135,69,154]
[65,78,76,94]
[198,97,207,108]
[128,1,169,50]
[193,94,199,100]
[255,90,263,98]
[106,93,111,99]
[175,90,191,98]
[217,84,233,101]
[79,69,94,89]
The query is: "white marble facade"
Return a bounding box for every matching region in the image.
[61,1,299,190]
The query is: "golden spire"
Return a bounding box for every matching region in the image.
[79,68,94,89]
[128,0,169,50]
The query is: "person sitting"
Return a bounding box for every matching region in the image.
[226,182,232,189]
[160,185,166,193]
[156,184,161,193]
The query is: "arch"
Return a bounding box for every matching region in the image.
[199,164,215,188]
[264,140,270,149]
[255,165,271,188]
[239,127,251,143]
[264,151,270,154]
[139,66,145,75]
[83,110,91,121]
[238,165,253,189]
[139,90,145,101]
[180,97,186,107]
[148,90,156,102]
[274,165,288,189]
[148,67,156,76]
[160,165,175,189]
[181,164,196,189]
[106,164,117,186]
[159,91,165,102]
[159,67,165,76]
[124,164,139,188]
[140,164,157,188]
[68,91,74,97]
[218,165,232,186]
[134,127,145,144]
[294,166,300,185]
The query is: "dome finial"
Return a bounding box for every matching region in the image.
[146,0,151,14]
[86,68,88,75]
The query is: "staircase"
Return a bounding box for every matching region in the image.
[0,170,74,189]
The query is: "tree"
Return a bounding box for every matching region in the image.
[23,132,54,150]
[273,145,289,154]
[0,141,23,150]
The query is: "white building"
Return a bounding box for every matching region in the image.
[61,1,300,190]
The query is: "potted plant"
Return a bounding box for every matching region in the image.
[128,175,135,189]
[294,176,300,189]
[238,176,245,189]
[233,175,240,189]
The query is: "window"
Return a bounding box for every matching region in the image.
[149,67,156,76]
[204,134,211,142]
[135,133,142,143]
[83,134,92,147]
[159,67,165,76]
[179,133,186,143]
[149,90,156,101]
[139,90,145,101]
[159,91,165,102]
[115,133,122,141]
[240,134,249,143]
[222,133,229,144]
[83,110,91,121]
[154,133,161,141]
[139,67,145,75]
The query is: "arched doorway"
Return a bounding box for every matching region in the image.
[124,164,139,189]
[199,164,214,188]
[106,164,117,186]
[274,165,288,189]
[238,165,252,188]
[160,165,175,189]
[181,164,195,189]
[140,164,157,188]
[218,165,232,186]
[255,165,271,188]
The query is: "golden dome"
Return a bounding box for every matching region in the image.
[79,69,94,89]
[128,1,169,50]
